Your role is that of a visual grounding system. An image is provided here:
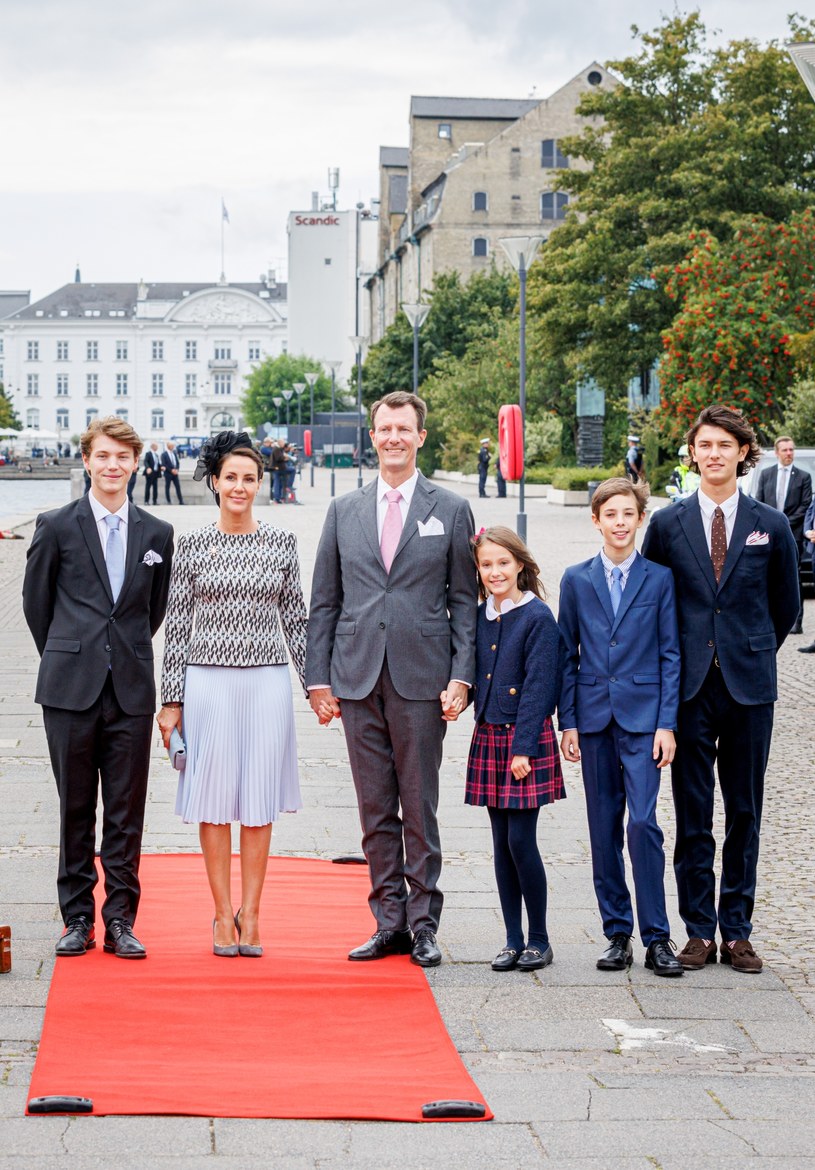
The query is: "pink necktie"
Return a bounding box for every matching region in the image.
[380,489,403,572]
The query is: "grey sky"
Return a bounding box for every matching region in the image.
[0,1,800,301]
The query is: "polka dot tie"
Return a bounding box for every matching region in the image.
[711,506,727,585]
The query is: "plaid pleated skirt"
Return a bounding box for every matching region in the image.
[465,718,566,809]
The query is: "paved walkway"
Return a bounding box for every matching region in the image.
[1,469,815,1168]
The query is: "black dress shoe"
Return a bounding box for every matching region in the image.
[491,947,519,972]
[791,623,803,635]
[348,929,412,961]
[597,933,633,971]
[411,928,442,967]
[799,642,815,653]
[644,938,684,977]
[103,919,146,959]
[55,915,95,956]
[516,944,553,971]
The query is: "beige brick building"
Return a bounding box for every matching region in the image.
[366,63,614,342]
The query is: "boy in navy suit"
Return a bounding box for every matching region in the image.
[558,478,683,976]
[642,405,798,972]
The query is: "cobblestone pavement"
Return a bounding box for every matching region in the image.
[1,470,814,1168]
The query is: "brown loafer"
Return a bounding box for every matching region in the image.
[720,939,763,973]
[677,937,717,970]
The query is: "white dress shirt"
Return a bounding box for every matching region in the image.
[88,492,129,562]
[697,487,740,553]
[375,471,418,540]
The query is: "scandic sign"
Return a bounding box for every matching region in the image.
[294,215,340,226]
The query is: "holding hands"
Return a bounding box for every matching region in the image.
[440,680,469,722]
[309,687,341,725]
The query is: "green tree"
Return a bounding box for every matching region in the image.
[361,267,515,404]
[527,13,815,400]
[782,379,815,445]
[241,355,333,431]
[0,383,22,430]
[659,210,815,437]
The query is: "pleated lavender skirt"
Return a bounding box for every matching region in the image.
[176,665,302,826]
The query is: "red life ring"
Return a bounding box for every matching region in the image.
[303,430,313,457]
[498,404,523,480]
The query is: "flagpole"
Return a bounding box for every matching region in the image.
[220,198,226,283]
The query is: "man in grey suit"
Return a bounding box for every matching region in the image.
[306,391,477,967]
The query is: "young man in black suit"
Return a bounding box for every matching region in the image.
[161,440,184,504]
[23,417,174,959]
[755,436,812,634]
[642,405,799,973]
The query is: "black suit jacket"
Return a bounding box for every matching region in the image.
[160,449,179,478]
[641,491,799,706]
[755,464,812,545]
[22,496,174,715]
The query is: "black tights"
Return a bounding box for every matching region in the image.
[487,806,548,951]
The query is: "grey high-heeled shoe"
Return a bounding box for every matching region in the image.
[212,919,239,957]
[234,909,263,957]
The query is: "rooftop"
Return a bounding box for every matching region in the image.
[8,281,287,321]
[410,95,539,120]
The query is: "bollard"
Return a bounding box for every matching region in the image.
[0,924,10,973]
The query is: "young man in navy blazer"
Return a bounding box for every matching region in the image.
[558,478,683,976]
[642,405,799,973]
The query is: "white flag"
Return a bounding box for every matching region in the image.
[222,199,230,224]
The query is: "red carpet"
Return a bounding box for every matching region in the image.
[27,855,492,1120]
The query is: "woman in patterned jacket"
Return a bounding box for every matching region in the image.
[157,431,307,957]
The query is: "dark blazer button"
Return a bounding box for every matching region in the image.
[379,622,385,629]
[610,640,617,646]
[386,587,393,593]
[708,640,714,647]
[105,645,111,652]
[715,608,721,614]
[610,676,616,682]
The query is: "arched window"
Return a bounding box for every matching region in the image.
[184,409,198,430]
[541,192,569,221]
[210,411,235,431]
[472,237,489,258]
[472,191,488,212]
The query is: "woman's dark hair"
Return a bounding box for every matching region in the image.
[685,405,761,477]
[471,525,546,602]
[193,431,263,502]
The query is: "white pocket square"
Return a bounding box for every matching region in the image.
[745,531,769,546]
[142,549,164,565]
[418,517,445,537]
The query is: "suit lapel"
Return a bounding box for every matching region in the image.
[676,494,718,594]
[393,474,437,563]
[76,495,113,604]
[356,480,384,568]
[588,554,614,625]
[611,553,647,632]
[717,493,758,593]
[115,503,144,609]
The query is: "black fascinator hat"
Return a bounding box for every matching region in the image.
[193,430,258,500]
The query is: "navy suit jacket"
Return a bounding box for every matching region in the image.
[641,491,799,706]
[557,551,680,735]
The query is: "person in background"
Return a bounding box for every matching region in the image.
[755,436,811,635]
[495,457,507,499]
[625,435,644,485]
[466,526,565,972]
[161,441,184,505]
[798,496,815,654]
[143,442,162,506]
[477,438,491,498]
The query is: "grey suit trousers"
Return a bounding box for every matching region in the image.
[340,656,446,934]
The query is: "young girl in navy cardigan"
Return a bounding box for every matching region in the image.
[465,526,566,972]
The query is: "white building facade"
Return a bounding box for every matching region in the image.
[286,208,378,385]
[0,277,287,444]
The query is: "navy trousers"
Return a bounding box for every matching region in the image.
[580,719,671,945]
[672,664,773,940]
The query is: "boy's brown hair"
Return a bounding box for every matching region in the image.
[80,415,143,460]
[590,476,649,517]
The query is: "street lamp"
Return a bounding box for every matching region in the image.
[350,335,365,488]
[304,372,319,486]
[401,303,430,394]
[272,395,283,427]
[281,388,294,427]
[498,235,545,544]
[325,360,342,499]
[293,381,306,426]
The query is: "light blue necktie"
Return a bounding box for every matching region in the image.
[104,514,125,602]
[610,566,623,616]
